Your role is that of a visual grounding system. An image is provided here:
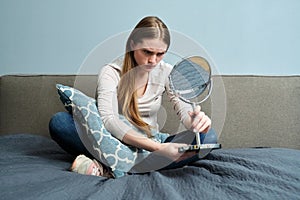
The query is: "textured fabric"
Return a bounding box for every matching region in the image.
[56,84,151,178]
[1,134,300,200]
[96,60,194,140]
[1,75,300,150]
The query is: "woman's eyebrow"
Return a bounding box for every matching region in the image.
[142,48,166,54]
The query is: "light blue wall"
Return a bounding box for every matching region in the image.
[1,0,299,75]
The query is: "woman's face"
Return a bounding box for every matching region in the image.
[131,38,168,72]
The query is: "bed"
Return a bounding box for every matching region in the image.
[1,75,300,199]
[1,133,299,200]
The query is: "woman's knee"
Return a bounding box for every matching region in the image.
[49,112,74,139]
[48,112,88,155]
[201,128,218,144]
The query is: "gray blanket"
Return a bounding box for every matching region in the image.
[0,134,299,200]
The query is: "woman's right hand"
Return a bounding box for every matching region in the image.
[157,143,197,162]
[123,130,196,162]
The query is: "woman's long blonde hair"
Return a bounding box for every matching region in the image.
[117,16,170,137]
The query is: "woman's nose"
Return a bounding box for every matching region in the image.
[148,55,156,64]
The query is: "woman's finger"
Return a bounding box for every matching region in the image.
[192,111,205,128]
[198,118,211,133]
[193,105,201,115]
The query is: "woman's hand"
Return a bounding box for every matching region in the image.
[156,143,197,162]
[123,130,196,162]
[188,105,211,133]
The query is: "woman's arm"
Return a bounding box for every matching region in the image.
[123,130,194,162]
[122,130,161,151]
[97,65,133,140]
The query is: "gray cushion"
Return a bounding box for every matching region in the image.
[1,75,299,149]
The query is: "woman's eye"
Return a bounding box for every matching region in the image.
[143,50,152,55]
[142,49,165,57]
[157,52,165,57]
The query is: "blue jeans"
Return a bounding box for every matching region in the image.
[49,112,93,157]
[49,112,218,171]
[130,127,218,173]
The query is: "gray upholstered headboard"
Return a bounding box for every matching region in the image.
[1,75,299,149]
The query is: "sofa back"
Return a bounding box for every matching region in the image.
[1,75,299,149]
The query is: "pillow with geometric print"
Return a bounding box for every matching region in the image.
[55,84,150,178]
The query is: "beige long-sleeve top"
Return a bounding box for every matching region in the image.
[96,60,193,141]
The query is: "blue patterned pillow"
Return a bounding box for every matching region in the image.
[56,84,150,178]
[57,86,73,114]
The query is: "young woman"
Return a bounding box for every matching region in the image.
[49,16,217,178]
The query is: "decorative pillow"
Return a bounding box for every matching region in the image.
[56,84,150,178]
[57,86,73,114]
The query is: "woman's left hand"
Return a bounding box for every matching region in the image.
[188,105,211,133]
